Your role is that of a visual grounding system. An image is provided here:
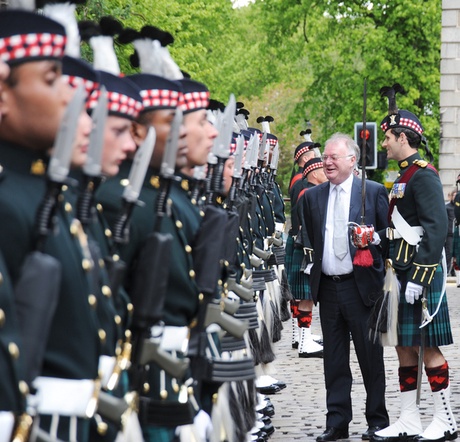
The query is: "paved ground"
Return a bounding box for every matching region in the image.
[266,278,460,441]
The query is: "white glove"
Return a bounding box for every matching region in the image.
[304,263,313,275]
[405,281,424,304]
[371,231,381,245]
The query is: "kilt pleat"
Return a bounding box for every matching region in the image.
[285,235,294,274]
[288,247,312,301]
[398,265,453,347]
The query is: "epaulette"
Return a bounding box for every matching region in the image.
[413,159,428,168]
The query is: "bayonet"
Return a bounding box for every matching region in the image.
[123,127,156,204]
[161,107,183,179]
[48,84,86,183]
[83,86,108,177]
[207,94,236,205]
[112,127,156,244]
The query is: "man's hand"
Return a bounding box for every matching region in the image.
[349,223,374,248]
[405,282,424,304]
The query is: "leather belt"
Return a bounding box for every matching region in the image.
[321,273,354,283]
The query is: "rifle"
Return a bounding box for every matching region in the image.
[15,84,86,386]
[128,108,190,388]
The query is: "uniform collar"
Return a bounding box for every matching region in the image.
[398,152,421,170]
[0,140,49,177]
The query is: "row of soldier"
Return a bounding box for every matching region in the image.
[0,5,293,442]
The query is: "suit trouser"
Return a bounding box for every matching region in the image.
[318,276,389,430]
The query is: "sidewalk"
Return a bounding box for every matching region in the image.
[267,280,460,441]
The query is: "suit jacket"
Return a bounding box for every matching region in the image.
[302,176,389,306]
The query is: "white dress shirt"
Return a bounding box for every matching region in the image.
[322,174,354,275]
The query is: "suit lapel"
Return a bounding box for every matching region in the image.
[318,182,330,237]
[349,176,362,224]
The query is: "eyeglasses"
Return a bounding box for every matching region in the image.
[321,154,353,162]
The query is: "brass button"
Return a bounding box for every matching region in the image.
[176,220,183,229]
[127,303,134,313]
[88,294,97,307]
[96,203,103,212]
[0,309,5,327]
[98,329,107,343]
[143,383,150,394]
[160,389,168,399]
[189,270,195,279]
[82,259,92,271]
[120,179,129,187]
[8,342,19,359]
[19,380,29,395]
[114,315,122,325]
[185,245,192,253]
[102,285,112,297]
[64,202,72,213]
[70,223,78,236]
[198,293,204,302]
[105,229,112,238]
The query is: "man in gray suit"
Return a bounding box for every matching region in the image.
[302,133,389,441]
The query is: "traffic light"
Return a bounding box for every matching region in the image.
[354,122,377,170]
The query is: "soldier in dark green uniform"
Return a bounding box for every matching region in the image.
[373,87,456,442]
[290,158,326,358]
[96,74,206,442]
[0,57,29,440]
[0,10,107,441]
[63,58,143,440]
[286,139,320,349]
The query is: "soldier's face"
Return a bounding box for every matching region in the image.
[102,116,136,177]
[0,60,73,150]
[183,109,218,167]
[382,130,402,161]
[70,110,92,169]
[148,109,188,170]
[0,61,10,123]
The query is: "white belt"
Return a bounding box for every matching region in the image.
[389,206,424,245]
[0,412,14,442]
[150,325,189,353]
[98,355,117,390]
[30,377,99,418]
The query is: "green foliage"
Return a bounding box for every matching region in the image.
[76,0,442,194]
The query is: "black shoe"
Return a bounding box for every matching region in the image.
[371,433,419,441]
[258,405,275,417]
[274,380,287,390]
[299,349,324,358]
[414,430,458,441]
[292,341,299,349]
[256,384,280,395]
[316,427,349,441]
[362,426,383,440]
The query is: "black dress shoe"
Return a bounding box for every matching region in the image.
[256,384,280,395]
[362,426,383,440]
[316,427,349,441]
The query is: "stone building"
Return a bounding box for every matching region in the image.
[440,0,460,196]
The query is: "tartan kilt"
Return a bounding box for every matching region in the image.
[285,234,295,275]
[288,247,312,301]
[453,226,460,263]
[397,264,453,347]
